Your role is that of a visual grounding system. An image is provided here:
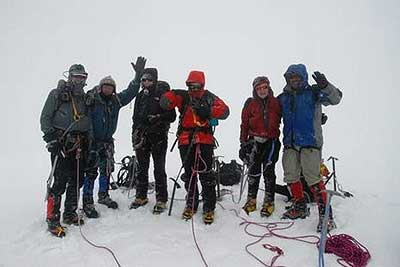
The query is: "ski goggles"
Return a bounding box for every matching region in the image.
[186,82,202,90]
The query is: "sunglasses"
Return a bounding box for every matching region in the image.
[71,74,88,80]
[141,78,153,82]
[187,83,202,90]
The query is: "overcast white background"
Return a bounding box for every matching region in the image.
[0,0,399,266]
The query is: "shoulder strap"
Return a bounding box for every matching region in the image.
[54,79,68,111]
[176,94,191,137]
[243,97,252,109]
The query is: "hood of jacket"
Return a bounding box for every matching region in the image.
[283,64,309,92]
[251,76,274,99]
[186,70,206,98]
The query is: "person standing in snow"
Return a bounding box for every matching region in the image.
[129,67,176,214]
[160,70,229,224]
[40,64,92,237]
[279,64,342,232]
[81,57,145,218]
[239,76,281,217]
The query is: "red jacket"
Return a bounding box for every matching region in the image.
[160,71,229,145]
[240,88,281,143]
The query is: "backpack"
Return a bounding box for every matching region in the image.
[218,160,243,186]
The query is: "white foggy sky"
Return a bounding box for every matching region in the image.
[1,0,399,197]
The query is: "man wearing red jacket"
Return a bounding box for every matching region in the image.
[239,76,281,217]
[160,70,229,224]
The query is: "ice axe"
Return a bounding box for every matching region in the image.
[168,174,182,216]
[318,189,345,267]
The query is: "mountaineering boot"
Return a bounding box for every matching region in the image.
[281,198,310,219]
[260,201,275,217]
[83,195,99,218]
[242,198,257,215]
[182,206,197,220]
[63,211,84,225]
[98,192,118,209]
[129,197,149,209]
[46,194,65,237]
[47,219,66,238]
[152,201,167,214]
[282,180,309,219]
[203,210,215,225]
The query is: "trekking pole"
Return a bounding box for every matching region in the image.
[213,155,223,201]
[45,155,59,201]
[327,156,339,191]
[170,137,178,152]
[318,189,345,267]
[238,164,247,203]
[44,122,79,201]
[106,146,119,190]
[127,155,138,199]
[238,141,257,203]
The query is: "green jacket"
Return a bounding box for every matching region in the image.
[40,81,93,140]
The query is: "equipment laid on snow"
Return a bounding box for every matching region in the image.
[116,155,138,188]
[115,155,155,198]
[218,160,243,186]
[325,156,353,197]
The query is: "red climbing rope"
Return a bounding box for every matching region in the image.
[325,234,371,267]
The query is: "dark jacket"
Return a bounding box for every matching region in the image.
[87,80,139,142]
[132,81,176,135]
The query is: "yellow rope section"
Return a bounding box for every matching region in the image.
[69,92,81,121]
[192,112,208,127]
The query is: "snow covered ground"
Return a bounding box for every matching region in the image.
[0,166,399,267]
[1,0,399,266]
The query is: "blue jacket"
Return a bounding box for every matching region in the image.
[87,80,139,142]
[279,64,342,148]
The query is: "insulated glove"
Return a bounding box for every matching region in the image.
[321,113,328,125]
[239,141,257,164]
[131,56,147,83]
[312,71,329,89]
[46,140,62,155]
[147,114,161,124]
[191,98,211,120]
[239,144,248,162]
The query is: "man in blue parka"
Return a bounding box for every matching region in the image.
[82,57,146,218]
[279,64,342,232]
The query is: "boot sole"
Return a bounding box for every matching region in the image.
[84,212,100,219]
[129,199,148,210]
[153,211,165,215]
[182,215,193,220]
[260,212,273,217]
[98,202,118,209]
[48,227,66,238]
[63,219,84,226]
[281,208,310,220]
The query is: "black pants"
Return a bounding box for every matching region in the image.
[50,151,85,216]
[179,143,215,212]
[248,139,281,202]
[135,133,168,202]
